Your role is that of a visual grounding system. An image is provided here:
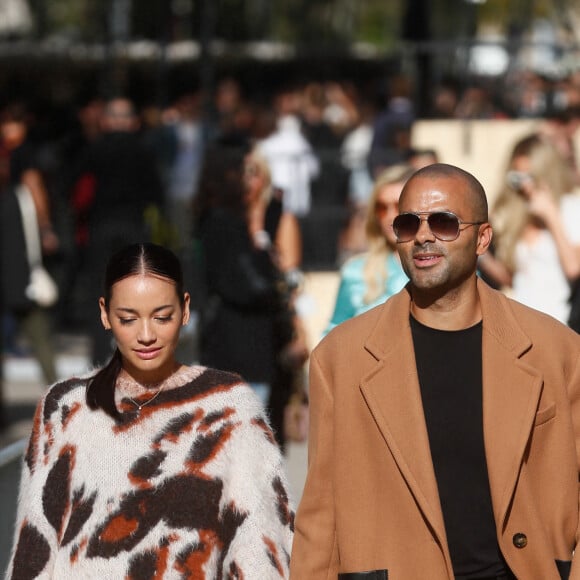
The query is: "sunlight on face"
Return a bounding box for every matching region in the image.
[396,175,488,293]
[99,274,190,384]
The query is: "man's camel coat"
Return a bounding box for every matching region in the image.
[290,279,580,579]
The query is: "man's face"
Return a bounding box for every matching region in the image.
[396,175,490,294]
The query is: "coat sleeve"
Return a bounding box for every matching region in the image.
[6,399,58,579]
[290,349,339,578]
[569,350,580,580]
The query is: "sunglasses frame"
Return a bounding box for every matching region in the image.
[393,211,485,242]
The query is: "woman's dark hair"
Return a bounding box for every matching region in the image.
[86,242,185,419]
[192,144,248,228]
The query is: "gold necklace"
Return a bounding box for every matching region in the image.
[125,381,166,412]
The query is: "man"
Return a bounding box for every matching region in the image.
[290,163,580,579]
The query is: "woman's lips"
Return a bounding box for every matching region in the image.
[134,348,162,360]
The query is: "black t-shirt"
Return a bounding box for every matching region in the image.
[410,315,507,579]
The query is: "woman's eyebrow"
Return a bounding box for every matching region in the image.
[114,305,175,314]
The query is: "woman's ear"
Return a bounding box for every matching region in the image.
[182,293,191,326]
[99,297,111,330]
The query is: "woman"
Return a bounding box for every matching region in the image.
[487,133,580,324]
[7,243,294,579]
[194,147,301,407]
[244,147,309,450]
[244,146,302,276]
[326,163,415,333]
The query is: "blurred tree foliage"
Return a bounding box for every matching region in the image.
[21,0,580,48]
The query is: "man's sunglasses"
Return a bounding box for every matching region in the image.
[393,211,485,242]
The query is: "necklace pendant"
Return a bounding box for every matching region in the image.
[138,405,142,411]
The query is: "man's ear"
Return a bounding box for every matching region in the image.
[99,297,111,330]
[476,223,493,256]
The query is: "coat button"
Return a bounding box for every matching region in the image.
[513,533,528,548]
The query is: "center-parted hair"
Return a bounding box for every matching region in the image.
[88,243,186,419]
[102,242,185,307]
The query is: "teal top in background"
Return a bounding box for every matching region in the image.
[325,252,408,334]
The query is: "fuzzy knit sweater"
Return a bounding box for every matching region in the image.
[6,366,295,579]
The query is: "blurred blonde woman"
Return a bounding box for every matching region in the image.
[487,133,580,323]
[244,147,302,273]
[244,147,309,451]
[325,163,415,333]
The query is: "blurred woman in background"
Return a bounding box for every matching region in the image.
[244,147,309,450]
[325,163,415,333]
[194,146,307,449]
[485,133,580,324]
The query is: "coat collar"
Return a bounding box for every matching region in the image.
[359,279,543,564]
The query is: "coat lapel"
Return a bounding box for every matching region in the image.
[360,288,449,549]
[478,281,543,525]
[358,281,544,553]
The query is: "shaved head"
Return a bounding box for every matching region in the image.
[401,163,488,222]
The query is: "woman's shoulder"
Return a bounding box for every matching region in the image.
[340,250,393,276]
[340,252,370,275]
[39,373,94,419]
[167,366,263,409]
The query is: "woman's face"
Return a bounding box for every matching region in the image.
[508,154,535,199]
[99,274,189,384]
[375,181,405,246]
[510,154,531,174]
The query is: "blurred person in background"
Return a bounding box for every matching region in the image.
[163,91,203,248]
[367,74,415,179]
[325,164,415,334]
[481,133,580,325]
[406,147,440,170]
[0,102,58,385]
[338,91,377,260]
[57,95,104,330]
[539,106,580,186]
[257,84,319,218]
[194,146,304,450]
[212,76,256,148]
[244,146,309,451]
[299,82,351,266]
[71,96,164,366]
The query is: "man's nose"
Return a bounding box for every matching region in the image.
[415,216,435,243]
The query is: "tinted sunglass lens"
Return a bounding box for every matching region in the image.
[428,212,460,240]
[393,214,420,241]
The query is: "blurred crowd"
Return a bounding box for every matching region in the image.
[2,66,580,437]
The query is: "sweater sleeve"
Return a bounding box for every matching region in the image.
[217,389,295,578]
[6,398,58,579]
